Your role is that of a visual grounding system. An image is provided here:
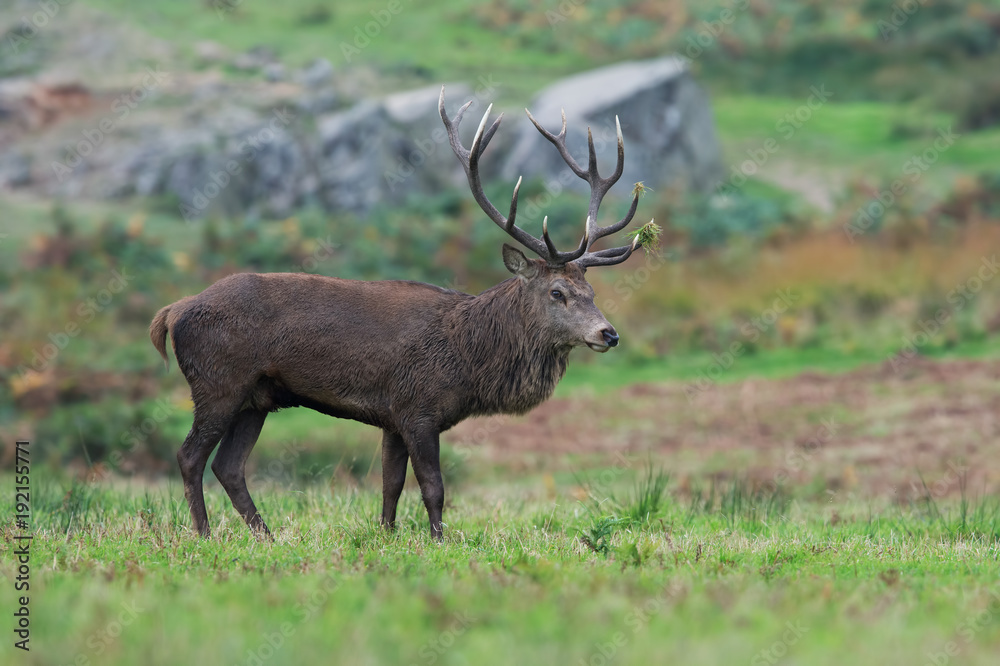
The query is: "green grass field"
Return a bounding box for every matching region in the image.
[712,96,1000,195]
[4,473,1000,665]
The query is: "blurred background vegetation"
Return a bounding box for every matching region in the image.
[2,0,1000,483]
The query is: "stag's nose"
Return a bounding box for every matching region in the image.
[602,328,619,347]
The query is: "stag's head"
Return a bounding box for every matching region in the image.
[440,87,654,353]
[500,243,618,352]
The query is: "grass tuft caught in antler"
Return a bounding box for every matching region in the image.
[626,219,662,256]
[631,181,652,198]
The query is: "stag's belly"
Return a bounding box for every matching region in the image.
[240,371,395,429]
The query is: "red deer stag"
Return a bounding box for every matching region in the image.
[150,87,651,539]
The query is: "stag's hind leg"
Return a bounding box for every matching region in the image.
[177,408,237,537]
[380,431,409,530]
[212,409,270,538]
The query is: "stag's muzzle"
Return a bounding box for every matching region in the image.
[587,327,619,352]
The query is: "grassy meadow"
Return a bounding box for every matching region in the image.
[4,473,1000,666]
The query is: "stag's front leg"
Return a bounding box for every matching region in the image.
[380,431,409,530]
[403,429,445,539]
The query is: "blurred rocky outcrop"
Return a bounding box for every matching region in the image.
[94,82,483,220]
[0,55,722,219]
[502,57,723,194]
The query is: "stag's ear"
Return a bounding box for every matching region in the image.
[502,244,538,280]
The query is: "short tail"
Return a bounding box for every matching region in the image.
[150,304,172,370]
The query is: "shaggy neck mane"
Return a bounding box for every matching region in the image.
[447,277,569,416]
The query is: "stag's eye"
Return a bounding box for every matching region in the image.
[550,290,565,302]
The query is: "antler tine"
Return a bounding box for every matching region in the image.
[452,100,474,133]
[541,217,558,258]
[441,87,644,268]
[507,177,522,232]
[586,127,598,179]
[586,179,639,247]
[439,89,471,159]
[526,109,635,260]
[525,108,587,179]
[574,223,647,269]
[586,242,634,259]
[582,115,629,249]
[612,115,625,184]
[440,87,552,260]
[479,115,503,157]
[468,104,493,163]
[558,222,589,262]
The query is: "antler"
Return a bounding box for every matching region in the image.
[439,87,588,264]
[524,109,643,269]
[439,86,643,268]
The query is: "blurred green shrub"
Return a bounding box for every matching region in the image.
[664,190,794,250]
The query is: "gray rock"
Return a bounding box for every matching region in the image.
[12,59,723,220]
[315,101,399,214]
[296,90,340,115]
[501,57,723,196]
[0,152,31,187]
[381,83,475,193]
[193,41,228,65]
[232,46,277,72]
[299,58,333,88]
[262,63,286,82]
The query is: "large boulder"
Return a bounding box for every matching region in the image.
[160,83,486,219]
[378,82,476,201]
[501,57,723,195]
[0,59,722,218]
[38,86,482,220]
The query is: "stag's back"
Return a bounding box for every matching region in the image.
[154,272,468,423]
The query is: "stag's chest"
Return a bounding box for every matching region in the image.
[483,350,568,416]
